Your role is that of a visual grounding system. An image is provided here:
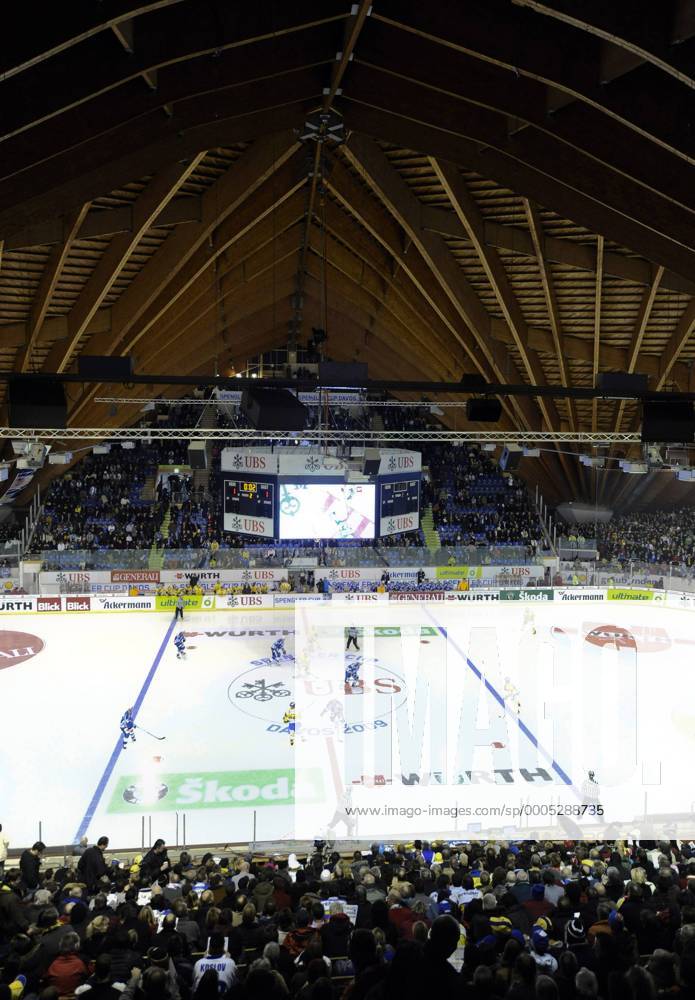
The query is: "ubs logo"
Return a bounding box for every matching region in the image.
[228,657,407,723]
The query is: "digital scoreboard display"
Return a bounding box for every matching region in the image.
[380,479,420,518]
[379,479,420,536]
[224,479,274,518]
[223,479,275,537]
[279,483,376,540]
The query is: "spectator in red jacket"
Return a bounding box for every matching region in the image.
[523,884,555,922]
[45,932,89,995]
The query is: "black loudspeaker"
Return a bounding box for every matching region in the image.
[596,371,648,397]
[78,355,133,380]
[9,379,67,428]
[499,446,522,472]
[363,448,381,475]
[642,400,695,443]
[466,398,502,422]
[318,361,368,385]
[241,388,308,431]
[187,441,207,469]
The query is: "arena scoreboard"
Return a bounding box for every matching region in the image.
[223,479,275,537]
[379,478,420,536]
[220,448,422,538]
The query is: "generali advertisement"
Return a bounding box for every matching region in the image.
[39,570,162,594]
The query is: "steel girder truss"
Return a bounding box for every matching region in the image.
[1,427,643,444]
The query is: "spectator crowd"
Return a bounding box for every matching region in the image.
[25,402,544,571]
[3,836,695,1000]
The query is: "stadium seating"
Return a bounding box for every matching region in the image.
[27,403,547,577]
[1,838,690,1000]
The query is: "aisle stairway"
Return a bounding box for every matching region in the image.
[148,505,172,570]
[141,473,156,502]
[421,505,441,553]
[191,401,216,495]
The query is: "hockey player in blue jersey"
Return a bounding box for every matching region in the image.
[345,655,362,688]
[120,708,136,749]
[271,636,286,662]
[174,631,186,659]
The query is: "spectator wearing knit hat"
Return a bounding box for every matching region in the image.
[530,927,558,973]
[564,914,595,969]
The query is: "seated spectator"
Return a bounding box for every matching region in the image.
[44,932,89,994]
[192,933,237,993]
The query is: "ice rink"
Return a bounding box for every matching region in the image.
[2,598,695,848]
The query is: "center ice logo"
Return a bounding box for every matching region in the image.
[229,656,408,724]
[236,679,291,702]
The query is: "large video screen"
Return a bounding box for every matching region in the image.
[279,483,375,539]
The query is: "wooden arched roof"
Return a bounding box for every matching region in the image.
[3,0,695,505]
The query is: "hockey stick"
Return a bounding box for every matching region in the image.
[135,725,166,741]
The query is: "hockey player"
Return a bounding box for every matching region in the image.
[345,655,362,688]
[504,676,521,714]
[120,708,136,749]
[522,607,537,636]
[321,699,345,738]
[282,702,297,747]
[271,636,286,662]
[174,632,186,659]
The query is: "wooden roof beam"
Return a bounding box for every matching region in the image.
[342,135,541,434]
[342,135,574,491]
[524,198,578,431]
[656,297,695,390]
[510,0,695,87]
[294,0,372,342]
[66,133,301,420]
[419,206,695,298]
[342,102,695,286]
[370,3,695,174]
[591,235,603,431]
[14,203,91,373]
[5,196,202,252]
[600,264,664,503]
[43,155,207,374]
[432,157,580,496]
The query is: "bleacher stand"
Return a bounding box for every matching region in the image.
[1,837,693,1000]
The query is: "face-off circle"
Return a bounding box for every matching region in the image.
[228,656,408,724]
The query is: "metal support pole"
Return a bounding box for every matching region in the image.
[141,816,145,851]
[39,821,42,843]
[175,813,179,850]
[148,816,152,847]
[182,815,186,849]
[253,810,257,847]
